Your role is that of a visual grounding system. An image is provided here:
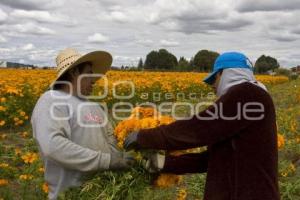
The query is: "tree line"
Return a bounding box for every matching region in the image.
[134,49,281,74]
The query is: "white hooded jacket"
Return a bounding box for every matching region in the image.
[216,68,267,97]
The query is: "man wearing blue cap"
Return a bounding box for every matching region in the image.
[124,52,279,200]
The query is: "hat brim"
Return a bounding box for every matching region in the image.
[50,51,112,89]
[203,70,220,85]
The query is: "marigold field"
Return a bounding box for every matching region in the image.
[0,68,299,200]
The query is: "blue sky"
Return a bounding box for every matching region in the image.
[0,0,300,68]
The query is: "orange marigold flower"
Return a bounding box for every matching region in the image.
[20,131,29,138]
[176,188,187,200]
[114,107,185,188]
[289,164,296,172]
[154,174,182,188]
[15,148,22,156]
[38,167,45,173]
[0,106,6,112]
[281,172,288,177]
[0,179,9,186]
[277,134,285,149]
[19,111,26,117]
[0,120,5,126]
[21,152,38,164]
[0,134,7,139]
[42,182,49,193]
[0,163,9,168]
[19,174,34,180]
[296,136,300,144]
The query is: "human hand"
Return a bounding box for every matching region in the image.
[142,153,165,173]
[124,131,139,150]
[109,151,136,170]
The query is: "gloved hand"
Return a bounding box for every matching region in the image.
[142,153,165,173]
[109,151,136,170]
[124,131,139,150]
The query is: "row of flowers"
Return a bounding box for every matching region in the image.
[0,69,289,129]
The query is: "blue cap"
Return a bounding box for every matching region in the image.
[203,52,253,85]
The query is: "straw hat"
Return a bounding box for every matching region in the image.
[50,48,112,88]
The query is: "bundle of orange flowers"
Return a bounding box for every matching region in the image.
[114,106,183,187]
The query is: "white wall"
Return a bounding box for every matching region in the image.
[0,61,7,68]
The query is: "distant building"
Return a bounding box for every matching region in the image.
[291,66,300,74]
[110,66,120,70]
[42,66,55,70]
[0,61,7,68]
[7,62,35,69]
[0,60,36,69]
[266,70,276,75]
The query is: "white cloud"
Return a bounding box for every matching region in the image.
[88,33,109,43]
[96,0,251,33]
[0,47,17,59]
[146,0,227,24]
[0,8,8,23]
[292,27,300,35]
[236,0,300,12]
[252,12,300,42]
[0,23,56,37]
[21,43,35,50]
[18,59,25,63]
[27,49,57,65]
[137,39,154,47]
[97,10,131,24]
[109,11,129,23]
[95,0,251,34]
[142,0,253,34]
[269,32,299,42]
[160,39,179,47]
[0,35,7,43]
[0,0,299,68]
[114,55,140,66]
[12,22,56,35]
[0,0,65,10]
[9,9,74,25]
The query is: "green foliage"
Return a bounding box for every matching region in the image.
[274,68,299,80]
[193,50,219,72]
[63,166,156,200]
[255,55,280,74]
[144,49,178,70]
[275,68,291,77]
[289,73,298,80]
[138,58,144,69]
[175,57,192,71]
[185,174,206,198]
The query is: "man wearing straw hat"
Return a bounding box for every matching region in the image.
[31,48,135,200]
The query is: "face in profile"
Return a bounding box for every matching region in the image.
[212,72,222,94]
[75,64,97,96]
